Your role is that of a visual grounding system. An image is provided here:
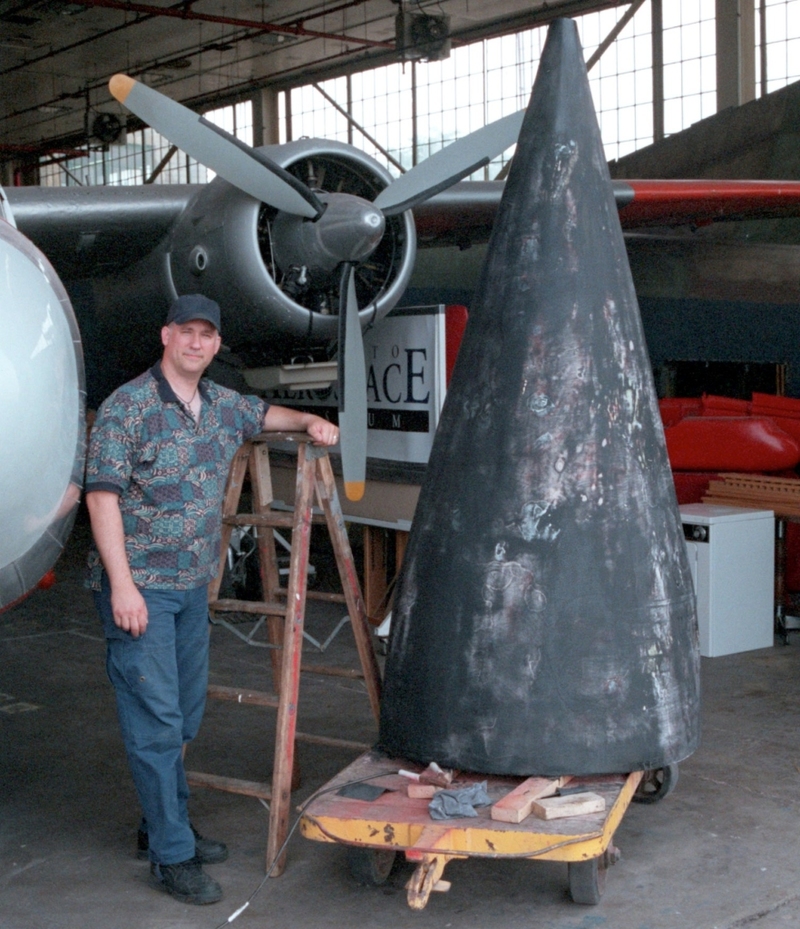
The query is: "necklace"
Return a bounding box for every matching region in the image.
[173,386,197,407]
[173,385,199,418]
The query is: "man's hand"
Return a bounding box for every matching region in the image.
[111,582,149,638]
[305,415,339,446]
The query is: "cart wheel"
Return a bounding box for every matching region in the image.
[568,856,607,905]
[346,847,397,886]
[633,764,679,804]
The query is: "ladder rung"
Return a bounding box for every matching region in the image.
[295,731,372,751]
[186,770,272,800]
[207,684,279,707]
[306,590,348,604]
[223,513,295,528]
[263,590,348,605]
[210,598,287,616]
[301,663,364,680]
[222,513,328,528]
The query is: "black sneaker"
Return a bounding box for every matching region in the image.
[137,825,229,864]
[150,857,223,905]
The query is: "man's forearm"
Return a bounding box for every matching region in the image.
[86,490,149,636]
[263,405,316,432]
[263,405,339,445]
[85,491,136,590]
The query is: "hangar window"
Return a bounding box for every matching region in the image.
[282,2,685,172]
[757,0,800,93]
[661,0,717,136]
[39,100,252,187]
[579,3,654,157]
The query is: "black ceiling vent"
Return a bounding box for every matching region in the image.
[91,112,124,145]
[396,10,450,62]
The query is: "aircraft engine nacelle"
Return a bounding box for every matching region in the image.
[168,139,416,367]
[0,194,85,612]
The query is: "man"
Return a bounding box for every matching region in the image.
[85,294,338,905]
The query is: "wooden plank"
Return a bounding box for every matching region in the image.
[529,791,606,821]
[248,442,284,686]
[207,444,251,604]
[363,524,389,624]
[705,484,796,502]
[703,493,800,516]
[490,775,572,823]
[703,491,781,505]
[719,472,800,488]
[395,529,409,572]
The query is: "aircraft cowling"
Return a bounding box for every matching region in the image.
[0,207,86,612]
[168,139,416,367]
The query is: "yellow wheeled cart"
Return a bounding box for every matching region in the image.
[301,750,652,910]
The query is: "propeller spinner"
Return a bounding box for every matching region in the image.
[110,73,524,500]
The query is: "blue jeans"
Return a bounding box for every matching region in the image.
[94,578,210,864]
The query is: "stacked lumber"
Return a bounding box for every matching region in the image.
[702,473,800,517]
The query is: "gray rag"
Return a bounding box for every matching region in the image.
[428,782,491,820]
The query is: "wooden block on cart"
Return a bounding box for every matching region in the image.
[491,775,572,823]
[530,791,605,820]
[408,783,439,799]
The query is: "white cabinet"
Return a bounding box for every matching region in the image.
[680,504,775,657]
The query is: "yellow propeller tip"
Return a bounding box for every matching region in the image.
[109,73,135,103]
[344,482,365,502]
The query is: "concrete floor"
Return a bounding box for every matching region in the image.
[3,511,800,929]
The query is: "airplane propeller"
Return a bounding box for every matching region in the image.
[110,73,524,500]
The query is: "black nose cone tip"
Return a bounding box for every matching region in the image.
[378,17,700,778]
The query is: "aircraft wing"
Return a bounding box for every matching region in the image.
[8,173,800,389]
[7,184,196,278]
[614,179,800,227]
[414,178,800,246]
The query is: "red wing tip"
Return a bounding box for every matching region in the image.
[344,481,365,501]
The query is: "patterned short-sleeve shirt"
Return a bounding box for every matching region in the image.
[85,361,268,591]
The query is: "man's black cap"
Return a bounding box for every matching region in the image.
[166,294,221,331]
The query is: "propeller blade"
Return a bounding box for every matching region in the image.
[109,74,322,219]
[373,109,525,216]
[337,265,367,502]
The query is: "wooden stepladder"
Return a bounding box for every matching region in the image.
[185,433,382,876]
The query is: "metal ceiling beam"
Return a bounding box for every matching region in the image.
[70,0,393,49]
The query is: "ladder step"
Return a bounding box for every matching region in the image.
[222,513,295,528]
[207,684,279,707]
[295,731,372,751]
[210,598,287,616]
[301,663,364,680]
[222,513,328,528]
[186,770,272,800]
[258,589,348,605]
[306,590,348,604]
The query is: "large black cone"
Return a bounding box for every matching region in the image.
[378,18,700,777]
